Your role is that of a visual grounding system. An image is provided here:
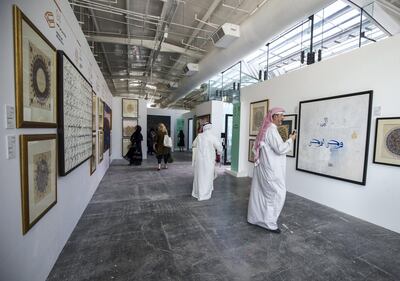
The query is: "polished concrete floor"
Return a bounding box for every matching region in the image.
[47,152,400,281]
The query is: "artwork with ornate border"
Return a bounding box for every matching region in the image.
[122,118,138,137]
[249,99,269,136]
[122,98,138,118]
[90,133,96,175]
[57,51,92,176]
[13,6,57,128]
[98,98,104,130]
[278,114,297,157]
[122,138,131,157]
[92,92,96,132]
[248,138,255,163]
[373,117,400,167]
[296,91,373,185]
[104,103,111,152]
[195,114,210,137]
[98,130,104,163]
[19,134,57,234]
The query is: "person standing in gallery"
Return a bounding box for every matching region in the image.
[154,123,171,170]
[247,107,296,233]
[177,130,185,152]
[125,125,143,165]
[147,128,156,155]
[192,123,223,201]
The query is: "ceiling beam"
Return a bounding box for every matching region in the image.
[85,35,203,59]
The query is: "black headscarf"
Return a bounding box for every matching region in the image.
[131,125,143,142]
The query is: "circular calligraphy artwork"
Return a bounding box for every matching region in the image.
[35,157,50,196]
[31,54,51,105]
[385,128,400,156]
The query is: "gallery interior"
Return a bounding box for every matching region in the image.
[1,0,400,280]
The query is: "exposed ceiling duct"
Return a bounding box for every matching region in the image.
[161,0,336,107]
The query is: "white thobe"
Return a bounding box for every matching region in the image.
[192,130,223,201]
[247,123,293,230]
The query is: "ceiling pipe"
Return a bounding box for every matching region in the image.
[162,0,336,107]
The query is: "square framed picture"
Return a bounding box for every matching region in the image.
[249,99,269,136]
[122,119,138,137]
[20,134,57,234]
[13,6,57,128]
[248,138,255,163]
[373,117,400,167]
[278,114,297,157]
[90,133,96,175]
[296,91,373,185]
[122,138,131,157]
[122,99,138,118]
[98,130,104,163]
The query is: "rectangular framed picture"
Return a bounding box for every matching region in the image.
[296,91,373,185]
[195,114,211,137]
[90,133,96,175]
[92,92,96,132]
[98,98,104,129]
[122,98,138,118]
[278,114,297,157]
[20,134,57,234]
[57,51,92,176]
[248,138,255,163]
[98,130,104,163]
[249,99,269,136]
[104,103,111,152]
[373,117,400,167]
[122,138,131,157]
[13,6,57,128]
[122,119,138,137]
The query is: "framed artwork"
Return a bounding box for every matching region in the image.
[195,114,211,137]
[122,98,138,118]
[249,99,269,136]
[98,98,104,129]
[92,92,97,131]
[278,114,297,157]
[104,103,111,152]
[296,91,373,185]
[57,51,92,176]
[13,6,57,128]
[248,138,255,163]
[373,117,400,167]
[20,134,57,234]
[98,130,104,163]
[122,138,131,157]
[90,133,96,175]
[122,119,138,137]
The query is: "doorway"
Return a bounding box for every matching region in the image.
[188,118,193,150]
[224,114,233,165]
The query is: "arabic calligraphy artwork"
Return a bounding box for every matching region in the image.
[14,6,57,128]
[296,91,373,185]
[57,51,93,176]
[122,119,138,137]
[278,114,297,157]
[122,99,138,118]
[373,117,400,167]
[20,134,57,234]
[249,99,269,136]
[248,139,255,163]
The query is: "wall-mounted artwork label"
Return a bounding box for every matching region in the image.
[373,117,400,167]
[296,91,373,185]
[6,105,15,129]
[249,99,269,136]
[20,134,57,234]
[6,135,17,159]
[13,6,57,127]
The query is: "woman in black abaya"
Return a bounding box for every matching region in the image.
[125,125,143,165]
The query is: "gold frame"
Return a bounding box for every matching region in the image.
[90,133,97,175]
[98,98,104,129]
[249,99,269,136]
[20,134,57,234]
[13,6,57,128]
[98,130,104,163]
[373,117,400,167]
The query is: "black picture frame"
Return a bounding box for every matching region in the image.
[296,91,373,185]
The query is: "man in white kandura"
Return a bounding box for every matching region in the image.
[247,107,296,234]
[192,123,223,201]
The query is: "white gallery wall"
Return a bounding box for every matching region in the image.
[0,0,113,280]
[239,34,400,233]
[111,97,147,160]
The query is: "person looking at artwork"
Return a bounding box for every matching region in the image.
[124,125,143,166]
[154,123,171,170]
[247,107,296,234]
[192,123,223,201]
[177,130,185,152]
